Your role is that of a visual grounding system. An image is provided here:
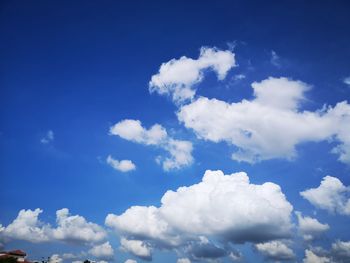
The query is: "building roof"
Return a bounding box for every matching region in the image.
[8,250,27,256]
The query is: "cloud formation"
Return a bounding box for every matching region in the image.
[110,119,193,171]
[177,77,350,163]
[106,155,136,172]
[303,249,331,263]
[332,240,350,262]
[2,208,50,242]
[344,77,350,86]
[49,254,62,263]
[106,170,293,259]
[89,242,114,260]
[270,50,281,67]
[303,241,350,263]
[296,211,329,241]
[41,130,54,144]
[52,208,107,243]
[1,208,106,244]
[177,258,191,263]
[120,238,152,261]
[300,176,350,215]
[255,241,295,261]
[149,47,236,103]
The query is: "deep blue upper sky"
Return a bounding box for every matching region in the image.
[1,1,350,263]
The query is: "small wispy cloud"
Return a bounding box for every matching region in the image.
[233,74,246,81]
[106,155,136,172]
[343,76,350,86]
[41,130,54,144]
[270,50,281,68]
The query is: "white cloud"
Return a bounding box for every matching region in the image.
[106,155,136,172]
[301,241,350,263]
[52,208,107,243]
[255,241,295,261]
[233,74,246,81]
[1,208,106,244]
[149,47,236,103]
[178,77,350,164]
[124,260,137,263]
[161,139,193,170]
[106,170,293,253]
[343,77,350,86]
[300,176,350,215]
[120,238,152,261]
[49,254,62,263]
[296,212,329,241]
[89,242,114,260]
[303,249,331,263]
[331,240,350,262]
[61,253,78,260]
[110,119,167,145]
[3,208,51,242]
[110,119,193,171]
[41,130,54,144]
[271,50,281,67]
[106,205,181,248]
[229,251,242,261]
[177,258,191,263]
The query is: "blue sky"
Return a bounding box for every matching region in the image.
[1,1,350,263]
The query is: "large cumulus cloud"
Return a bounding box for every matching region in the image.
[106,170,293,259]
[177,77,350,164]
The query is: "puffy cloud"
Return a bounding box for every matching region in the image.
[178,77,350,163]
[331,240,350,263]
[162,170,292,242]
[106,170,293,255]
[177,258,191,263]
[89,242,114,260]
[302,241,350,263]
[106,155,136,172]
[303,249,331,263]
[3,208,51,242]
[110,119,193,171]
[41,130,54,144]
[52,208,107,243]
[49,254,62,263]
[296,212,329,241]
[1,208,106,244]
[255,241,295,261]
[300,176,350,215]
[124,260,137,263]
[149,47,236,103]
[110,120,167,145]
[120,238,152,261]
[229,251,242,261]
[161,139,193,171]
[106,206,181,248]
